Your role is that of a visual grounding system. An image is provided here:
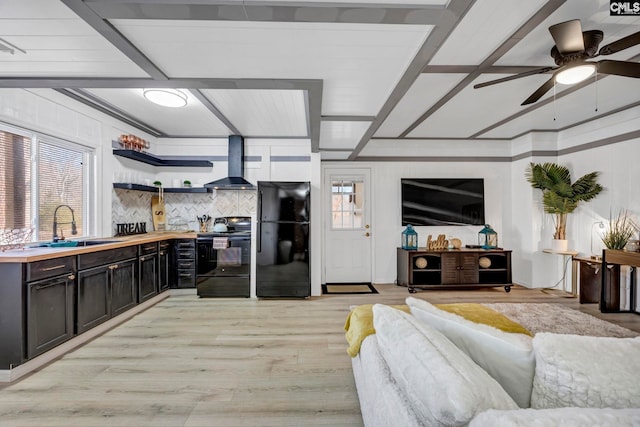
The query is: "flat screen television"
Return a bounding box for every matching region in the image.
[401,178,485,226]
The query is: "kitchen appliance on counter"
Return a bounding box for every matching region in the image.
[256,181,310,298]
[196,216,251,297]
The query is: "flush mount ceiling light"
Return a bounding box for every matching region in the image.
[142,88,188,108]
[555,64,596,85]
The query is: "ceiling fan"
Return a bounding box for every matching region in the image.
[474,20,640,105]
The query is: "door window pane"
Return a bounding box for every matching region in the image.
[331,179,365,229]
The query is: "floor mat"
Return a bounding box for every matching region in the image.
[322,283,378,294]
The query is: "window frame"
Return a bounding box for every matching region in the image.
[0,121,96,242]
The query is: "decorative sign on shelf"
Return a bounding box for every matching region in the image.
[426,234,449,250]
[116,222,147,236]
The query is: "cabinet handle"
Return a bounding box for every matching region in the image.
[109,264,119,270]
[41,264,66,272]
[140,256,145,261]
[67,274,75,280]
[35,281,62,290]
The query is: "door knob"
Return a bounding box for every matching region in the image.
[365,232,370,237]
[365,224,370,229]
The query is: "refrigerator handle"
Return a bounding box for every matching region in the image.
[257,222,261,253]
[257,190,262,253]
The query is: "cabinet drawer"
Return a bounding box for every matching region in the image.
[139,242,158,256]
[159,240,171,251]
[176,259,195,269]
[78,246,137,270]
[174,239,195,249]
[27,257,76,282]
[176,249,195,260]
[176,270,195,287]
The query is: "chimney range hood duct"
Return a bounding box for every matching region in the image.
[204,135,255,190]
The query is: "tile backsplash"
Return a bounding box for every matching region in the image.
[112,189,257,235]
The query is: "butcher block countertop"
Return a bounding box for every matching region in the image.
[0,232,198,263]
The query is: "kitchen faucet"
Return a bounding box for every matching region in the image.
[52,204,77,242]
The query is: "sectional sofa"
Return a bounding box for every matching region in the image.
[346,298,640,426]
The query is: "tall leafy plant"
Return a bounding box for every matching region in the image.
[525,162,603,240]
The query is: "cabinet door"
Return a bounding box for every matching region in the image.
[27,274,74,358]
[459,252,479,284]
[138,253,157,303]
[158,247,170,291]
[441,253,479,284]
[77,266,110,334]
[111,258,137,316]
[441,253,460,284]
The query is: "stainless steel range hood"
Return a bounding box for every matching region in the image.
[204,135,255,190]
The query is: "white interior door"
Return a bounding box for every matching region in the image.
[324,169,372,284]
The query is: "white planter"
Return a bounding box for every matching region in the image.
[550,239,569,252]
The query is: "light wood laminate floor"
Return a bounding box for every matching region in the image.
[1,285,639,426]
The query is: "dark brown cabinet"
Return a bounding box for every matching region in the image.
[0,256,76,369]
[158,240,172,291]
[173,239,196,288]
[26,269,75,359]
[441,252,479,284]
[397,248,512,293]
[77,247,137,333]
[138,242,158,302]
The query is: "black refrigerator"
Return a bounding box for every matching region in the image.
[256,181,310,298]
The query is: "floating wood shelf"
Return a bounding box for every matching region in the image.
[113,149,213,167]
[113,183,210,193]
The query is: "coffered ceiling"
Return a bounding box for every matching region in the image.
[0,0,638,160]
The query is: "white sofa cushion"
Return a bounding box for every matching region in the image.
[531,332,640,409]
[406,297,535,408]
[372,304,518,426]
[470,407,640,426]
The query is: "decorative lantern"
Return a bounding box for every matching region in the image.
[478,224,498,249]
[402,224,418,250]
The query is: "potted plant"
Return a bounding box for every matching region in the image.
[153,180,162,187]
[183,180,192,188]
[526,162,603,251]
[602,210,638,250]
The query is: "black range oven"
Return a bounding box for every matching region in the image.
[196,217,251,297]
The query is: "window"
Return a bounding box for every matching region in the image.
[331,179,364,229]
[0,124,93,243]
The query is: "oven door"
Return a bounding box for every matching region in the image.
[197,236,250,277]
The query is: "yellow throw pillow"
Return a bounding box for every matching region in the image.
[435,303,532,336]
[344,304,410,357]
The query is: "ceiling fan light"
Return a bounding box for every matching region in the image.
[142,88,188,107]
[555,64,596,85]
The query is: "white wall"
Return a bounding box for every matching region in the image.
[508,107,640,290]
[322,160,510,284]
[322,107,640,290]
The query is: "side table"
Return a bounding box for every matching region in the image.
[543,249,579,296]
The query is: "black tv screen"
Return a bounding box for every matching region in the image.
[401,178,485,226]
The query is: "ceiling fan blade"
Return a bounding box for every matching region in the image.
[597,60,640,78]
[598,30,640,56]
[549,19,584,54]
[521,77,555,106]
[473,67,555,89]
